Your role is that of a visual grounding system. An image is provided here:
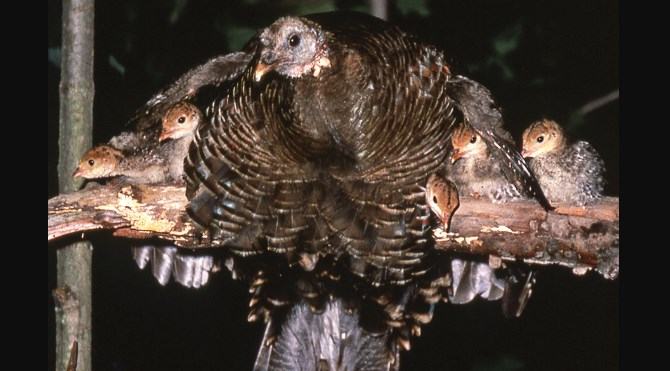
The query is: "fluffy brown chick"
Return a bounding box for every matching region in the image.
[521,119,605,206]
[159,101,201,142]
[72,145,167,184]
[446,123,524,203]
[72,145,125,179]
[425,174,459,231]
[158,101,202,182]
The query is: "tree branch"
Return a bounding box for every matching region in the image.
[48,183,619,280]
[577,89,619,116]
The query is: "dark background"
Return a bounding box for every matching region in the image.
[48,1,619,370]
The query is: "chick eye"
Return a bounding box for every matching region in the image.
[470,136,477,144]
[537,136,544,143]
[177,116,186,124]
[288,34,301,48]
[432,196,438,203]
[88,159,95,166]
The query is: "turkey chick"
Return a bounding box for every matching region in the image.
[521,119,605,206]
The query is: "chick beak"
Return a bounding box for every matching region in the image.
[72,166,83,178]
[254,63,274,82]
[450,150,463,164]
[521,149,529,158]
[442,212,451,231]
[158,129,172,143]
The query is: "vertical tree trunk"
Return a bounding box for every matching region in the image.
[56,0,94,370]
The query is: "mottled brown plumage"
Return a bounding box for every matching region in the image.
[158,102,202,182]
[184,12,550,289]
[157,13,554,371]
[75,102,203,185]
[106,52,254,157]
[444,75,552,209]
[159,101,201,142]
[73,145,168,183]
[425,174,459,231]
[522,119,605,205]
[446,122,526,202]
[185,12,464,286]
[222,249,523,370]
[73,145,125,179]
[130,52,252,133]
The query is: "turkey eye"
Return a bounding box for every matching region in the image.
[432,196,438,203]
[88,159,95,166]
[470,136,477,144]
[288,34,301,48]
[537,136,544,143]
[178,116,186,124]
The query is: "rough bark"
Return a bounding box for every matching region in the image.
[56,0,94,370]
[48,183,619,280]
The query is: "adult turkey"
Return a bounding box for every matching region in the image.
[184,11,549,288]
[113,12,545,369]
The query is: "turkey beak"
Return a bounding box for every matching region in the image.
[158,129,171,143]
[450,149,462,164]
[72,166,83,178]
[255,52,278,82]
[254,63,273,82]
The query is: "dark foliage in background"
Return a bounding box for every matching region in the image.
[48,1,618,370]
